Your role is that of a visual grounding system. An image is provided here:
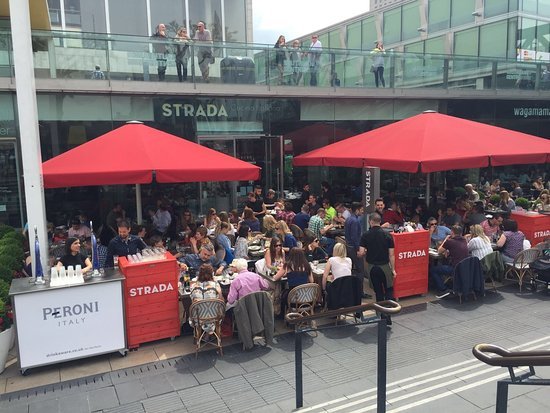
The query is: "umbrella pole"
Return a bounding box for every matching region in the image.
[426,173,431,207]
[136,184,143,224]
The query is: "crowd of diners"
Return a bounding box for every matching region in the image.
[30,175,548,327]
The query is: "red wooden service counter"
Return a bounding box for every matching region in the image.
[119,253,180,349]
[391,230,430,299]
[511,211,550,246]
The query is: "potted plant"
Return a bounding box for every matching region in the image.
[515,197,531,210]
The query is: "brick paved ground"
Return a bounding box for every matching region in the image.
[1,284,550,412]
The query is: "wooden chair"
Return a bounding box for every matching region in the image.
[189,298,226,357]
[504,248,541,292]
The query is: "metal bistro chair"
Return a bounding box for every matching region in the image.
[189,298,226,357]
[504,248,541,292]
[287,283,320,332]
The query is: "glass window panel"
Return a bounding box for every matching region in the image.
[484,0,509,17]
[537,20,550,53]
[519,18,538,50]
[383,7,401,44]
[328,29,342,49]
[109,0,147,36]
[521,0,537,13]
[404,41,424,53]
[80,0,107,33]
[402,1,421,41]
[150,0,186,38]
[480,21,507,57]
[425,35,446,54]
[189,0,222,41]
[48,0,61,25]
[540,0,550,17]
[451,0,475,27]
[362,16,378,50]
[224,0,247,43]
[507,18,518,59]
[347,21,362,49]
[509,0,519,11]
[454,27,479,56]
[428,0,450,32]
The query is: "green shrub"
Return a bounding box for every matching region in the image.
[489,195,501,206]
[0,279,9,304]
[478,192,486,200]
[0,265,13,284]
[0,255,22,271]
[515,197,531,210]
[1,231,24,246]
[0,245,24,262]
[0,298,12,331]
[0,224,14,239]
[454,187,466,197]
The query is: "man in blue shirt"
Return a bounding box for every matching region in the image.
[293,204,310,230]
[106,220,147,267]
[345,202,369,298]
[179,242,226,276]
[427,217,451,248]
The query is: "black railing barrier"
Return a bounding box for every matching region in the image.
[285,300,402,412]
[473,344,550,413]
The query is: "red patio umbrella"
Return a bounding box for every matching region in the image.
[293,111,550,173]
[42,122,260,222]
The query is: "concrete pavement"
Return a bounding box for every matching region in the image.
[1,283,550,412]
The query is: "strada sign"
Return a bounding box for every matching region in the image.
[363,167,380,215]
[398,249,427,260]
[161,103,228,118]
[129,282,175,297]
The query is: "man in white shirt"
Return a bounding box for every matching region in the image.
[308,34,322,86]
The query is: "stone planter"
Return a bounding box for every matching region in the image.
[0,327,13,374]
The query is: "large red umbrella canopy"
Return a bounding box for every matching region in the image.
[293,112,550,173]
[42,122,260,188]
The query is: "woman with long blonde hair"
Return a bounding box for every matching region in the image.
[467,224,493,260]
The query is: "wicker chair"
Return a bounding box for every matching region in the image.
[286,283,320,332]
[504,248,541,292]
[189,298,226,357]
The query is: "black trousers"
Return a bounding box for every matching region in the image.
[369,265,393,302]
[374,66,385,88]
[176,61,187,82]
[347,245,365,294]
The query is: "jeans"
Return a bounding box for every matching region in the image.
[347,245,365,294]
[374,66,385,87]
[429,264,453,292]
[320,236,335,256]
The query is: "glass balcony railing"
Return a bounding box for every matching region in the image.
[0,29,549,93]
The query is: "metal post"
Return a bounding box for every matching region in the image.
[495,381,509,413]
[442,58,449,89]
[295,330,303,409]
[377,317,388,413]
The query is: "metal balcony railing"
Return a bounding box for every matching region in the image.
[0,29,548,93]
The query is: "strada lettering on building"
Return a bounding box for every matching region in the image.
[534,230,550,239]
[398,249,427,260]
[129,283,174,297]
[161,103,228,118]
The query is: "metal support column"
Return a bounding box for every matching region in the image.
[9,0,49,275]
[495,381,509,413]
[377,317,388,413]
[295,331,303,409]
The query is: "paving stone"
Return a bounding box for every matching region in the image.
[254,379,294,404]
[177,384,219,407]
[2,405,30,413]
[141,392,184,413]
[224,389,266,412]
[103,401,145,413]
[212,359,247,378]
[29,398,57,413]
[243,368,283,388]
[211,375,253,398]
[58,392,90,413]
[114,381,147,405]
[163,370,199,391]
[192,367,224,385]
[140,374,173,397]
[88,387,120,412]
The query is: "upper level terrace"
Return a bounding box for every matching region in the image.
[0,29,549,101]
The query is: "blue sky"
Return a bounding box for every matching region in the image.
[252,1,370,45]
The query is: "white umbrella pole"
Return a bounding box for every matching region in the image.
[426,173,431,207]
[136,184,143,224]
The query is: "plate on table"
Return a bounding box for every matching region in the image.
[248,245,262,252]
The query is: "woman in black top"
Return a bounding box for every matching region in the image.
[57,237,92,274]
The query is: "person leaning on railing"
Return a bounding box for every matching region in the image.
[193,21,213,83]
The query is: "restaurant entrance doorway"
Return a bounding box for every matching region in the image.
[198,135,283,212]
